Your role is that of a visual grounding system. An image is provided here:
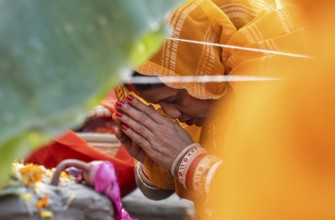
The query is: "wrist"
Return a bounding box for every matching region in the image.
[135,162,158,190]
[174,146,222,196]
[170,143,201,177]
[135,162,175,200]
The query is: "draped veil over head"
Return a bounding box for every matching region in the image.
[135,0,308,100]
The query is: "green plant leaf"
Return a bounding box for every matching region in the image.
[0,0,183,185]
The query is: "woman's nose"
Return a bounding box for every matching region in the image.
[160,104,181,119]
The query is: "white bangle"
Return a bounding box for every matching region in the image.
[135,163,158,190]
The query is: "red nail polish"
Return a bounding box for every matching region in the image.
[116,100,124,107]
[121,124,128,131]
[116,111,122,117]
[127,94,134,101]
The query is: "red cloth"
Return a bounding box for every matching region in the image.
[25,130,136,197]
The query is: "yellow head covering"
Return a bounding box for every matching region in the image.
[135,0,307,100]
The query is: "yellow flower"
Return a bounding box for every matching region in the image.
[40,211,54,218]
[60,171,71,178]
[21,193,33,201]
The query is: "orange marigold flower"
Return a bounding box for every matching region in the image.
[19,164,44,185]
[36,194,49,210]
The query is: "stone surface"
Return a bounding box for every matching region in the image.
[123,189,195,220]
[0,183,114,220]
[0,185,196,220]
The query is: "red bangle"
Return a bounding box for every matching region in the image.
[185,153,207,190]
[177,146,207,186]
[171,143,200,177]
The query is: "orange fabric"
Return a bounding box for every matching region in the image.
[135,0,307,100]
[208,61,335,220]
[143,156,175,190]
[137,0,309,201]
[143,155,197,201]
[204,1,335,220]
[25,130,136,197]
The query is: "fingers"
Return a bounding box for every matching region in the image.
[125,95,168,124]
[114,127,145,163]
[114,102,151,135]
[113,95,169,134]
[114,109,154,142]
[120,124,152,154]
[114,127,131,147]
[112,112,122,127]
[113,94,181,166]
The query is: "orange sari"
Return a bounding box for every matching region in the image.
[136,0,309,203]
[206,1,335,219]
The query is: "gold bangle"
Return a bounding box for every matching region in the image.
[192,155,221,196]
[204,160,222,195]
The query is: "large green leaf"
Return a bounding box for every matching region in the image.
[0,0,183,185]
